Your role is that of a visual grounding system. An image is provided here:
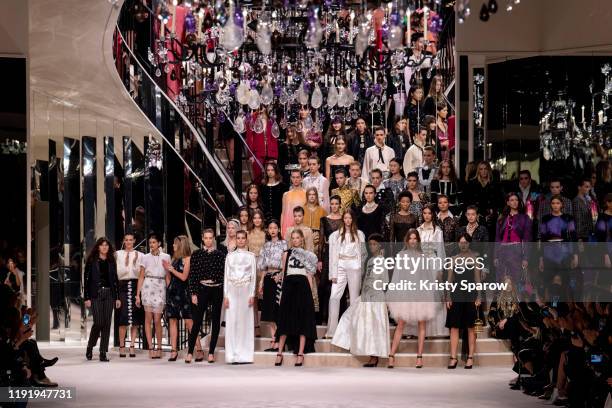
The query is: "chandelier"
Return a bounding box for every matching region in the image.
[539,63,612,162]
[131,0,454,133]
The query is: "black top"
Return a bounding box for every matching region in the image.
[84,258,118,301]
[386,131,412,161]
[463,179,504,217]
[358,205,386,241]
[346,130,373,164]
[278,142,308,183]
[188,248,227,295]
[430,179,461,208]
[405,102,425,137]
[261,182,288,222]
[99,259,110,288]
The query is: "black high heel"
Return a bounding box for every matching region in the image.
[294,354,304,367]
[464,356,474,369]
[415,355,423,369]
[168,350,178,362]
[195,349,205,362]
[388,354,395,369]
[86,348,93,361]
[447,356,458,369]
[119,346,127,358]
[274,353,284,366]
[129,346,136,358]
[363,357,379,367]
[153,348,162,359]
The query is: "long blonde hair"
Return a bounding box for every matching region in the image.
[172,235,192,261]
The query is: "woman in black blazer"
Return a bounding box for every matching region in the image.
[84,237,120,361]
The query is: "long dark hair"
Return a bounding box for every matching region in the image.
[262,161,282,185]
[339,209,359,243]
[86,237,115,265]
[500,192,525,217]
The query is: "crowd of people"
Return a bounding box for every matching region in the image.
[75,87,611,404]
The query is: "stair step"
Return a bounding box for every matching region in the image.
[203,336,509,354]
[212,350,513,367]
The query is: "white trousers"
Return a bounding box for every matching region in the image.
[326,259,362,337]
[224,284,254,363]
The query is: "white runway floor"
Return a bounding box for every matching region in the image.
[38,345,542,408]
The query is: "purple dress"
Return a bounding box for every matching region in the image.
[494,213,532,284]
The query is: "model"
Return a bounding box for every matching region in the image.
[275,229,318,367]
[387,229,439,369]
[163,235,193,362]
[325,210,367,338]
[257,219,288,352]
[136,233,171,359]
[446,233,482,369]
[186,228,226,364]
[332,233,390,367]
[115,233,144,358]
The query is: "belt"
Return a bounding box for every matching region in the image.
[200,280,222,287]
[287,270,308,277]
[145,275,165,280]
[339,254,358,260]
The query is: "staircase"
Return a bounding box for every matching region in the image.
[215,147,255,194]
[202,322,514,368]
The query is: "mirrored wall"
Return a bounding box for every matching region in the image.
[485,56,612,187]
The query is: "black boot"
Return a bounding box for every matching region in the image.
[86,348,93,360]
[42,357,59,367]
[99,352,110,362]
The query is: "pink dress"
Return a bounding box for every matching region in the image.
[280,188,306,238]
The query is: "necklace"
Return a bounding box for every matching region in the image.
[363,201,377,213]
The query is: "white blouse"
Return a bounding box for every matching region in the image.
[224,249,257,295]
[328,230,367,279]
[417,225,446,259]
[139,251,171,279]
[116,250,145,280]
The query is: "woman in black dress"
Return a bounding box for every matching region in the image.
[445,233,482,369]
[164,235,193,362]
[322,117,346,160]
[260,162,288,222]
[275,229,318,367]
[357,185,387,241]
[389,191,418,243]
[317,195,343,324]
[325,137,355,192]
[245,184,264,217]
[277,125,308,184]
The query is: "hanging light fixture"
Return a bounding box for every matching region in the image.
[479,3,490,21]
[488,0,499,14]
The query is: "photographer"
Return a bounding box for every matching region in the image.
[0,284,58,388]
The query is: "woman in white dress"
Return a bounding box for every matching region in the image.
[223,230,257,364]
[332,233,390,367]
[136,233,171,359]
[417,204,448,338]
[325,209,367,338]
[387,229,439,369]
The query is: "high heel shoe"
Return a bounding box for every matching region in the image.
[184,354,192,364]
[207,354,215,364]
[148,350,155,359]
[415,355,423,369]
[168,350,178,362]
[447,356,458,369]
[129,346,136,358]
[294,354,304,367]
[274,353,284,366]
[85,348,93,361]
[195,349,204,362]
[363,357,379,367]
[119,346,127,358]
[464,356,474,369]
[388,355,395,369]
[152,348,162,359]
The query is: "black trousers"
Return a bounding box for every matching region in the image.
[188,285,223,355]
[87,287,114,353]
